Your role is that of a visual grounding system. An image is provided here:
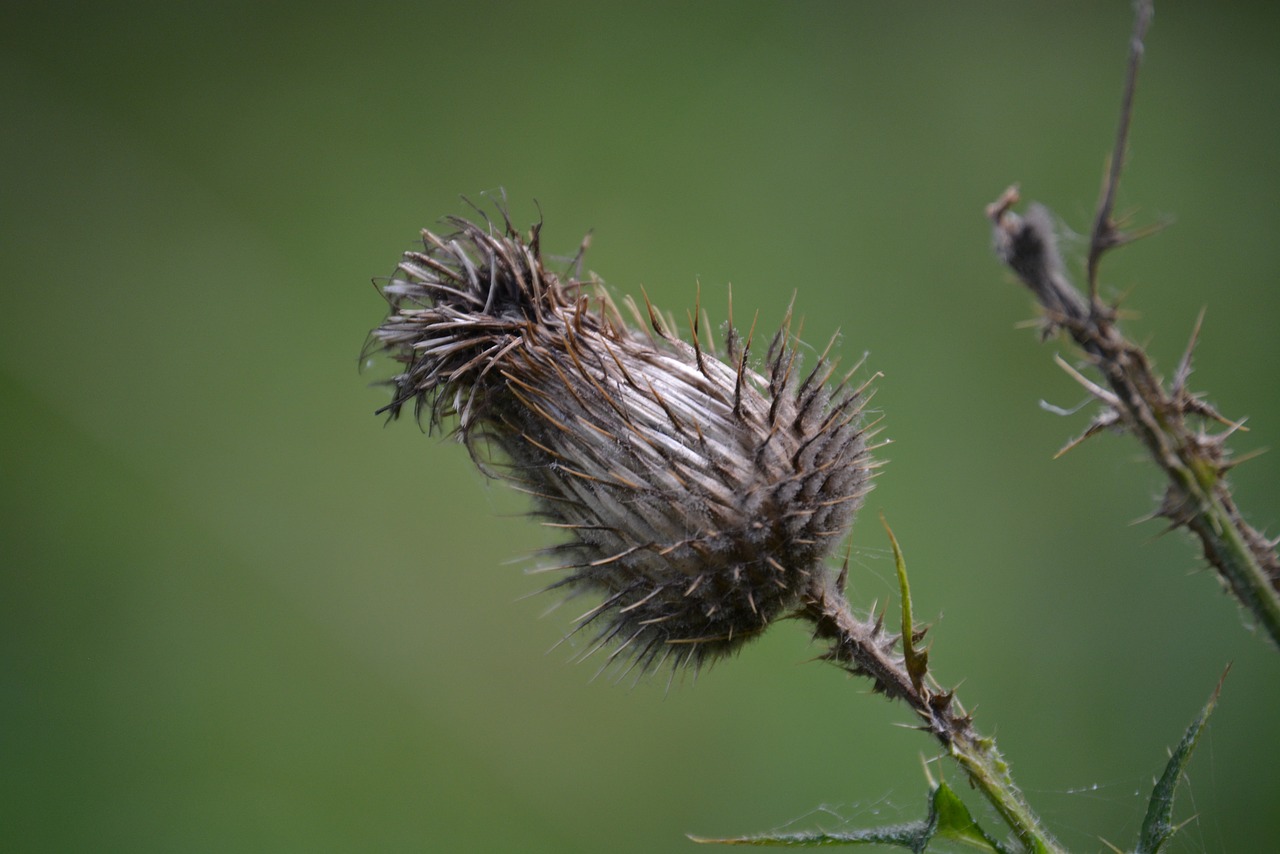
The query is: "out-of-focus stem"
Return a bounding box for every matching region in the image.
[988,193,1280,648]
[987,0,1280,647]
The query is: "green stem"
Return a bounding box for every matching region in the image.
[948,729,1063,854]
[1186,486,1280,646]
[804,576,1064,854]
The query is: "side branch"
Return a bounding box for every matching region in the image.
[985,0,1280,647]
[987,191,1280,647]
[1087,0,1154,298]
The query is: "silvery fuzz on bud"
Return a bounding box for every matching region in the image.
[367,210,877,674]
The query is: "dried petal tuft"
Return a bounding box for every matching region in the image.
[366,208,876,674]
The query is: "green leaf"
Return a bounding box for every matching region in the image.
[1133,666,1229,854]
[930,781,1005,852]
[881,514,928,690]
[689,782,1004,852]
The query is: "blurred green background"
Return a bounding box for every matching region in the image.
[4,2,1279,851]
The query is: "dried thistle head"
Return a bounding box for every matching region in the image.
[366,207,877,675]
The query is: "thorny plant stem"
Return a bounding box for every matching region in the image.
[987,0,1280,648]
[1084,316,1280,645]
[1087,0,1153,300]
[804,575,1065,854]
[1190,491,1280,644]
[947,735,1059,854]
[1066,294,1280,646]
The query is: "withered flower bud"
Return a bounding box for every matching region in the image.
[367,210,876,674]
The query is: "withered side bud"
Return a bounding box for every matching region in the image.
[367,211,876,673]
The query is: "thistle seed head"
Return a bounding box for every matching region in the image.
[367,208,876,674]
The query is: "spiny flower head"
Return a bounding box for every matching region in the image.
[366,208,878,675]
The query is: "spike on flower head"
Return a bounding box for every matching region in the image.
[366,205,876,675]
